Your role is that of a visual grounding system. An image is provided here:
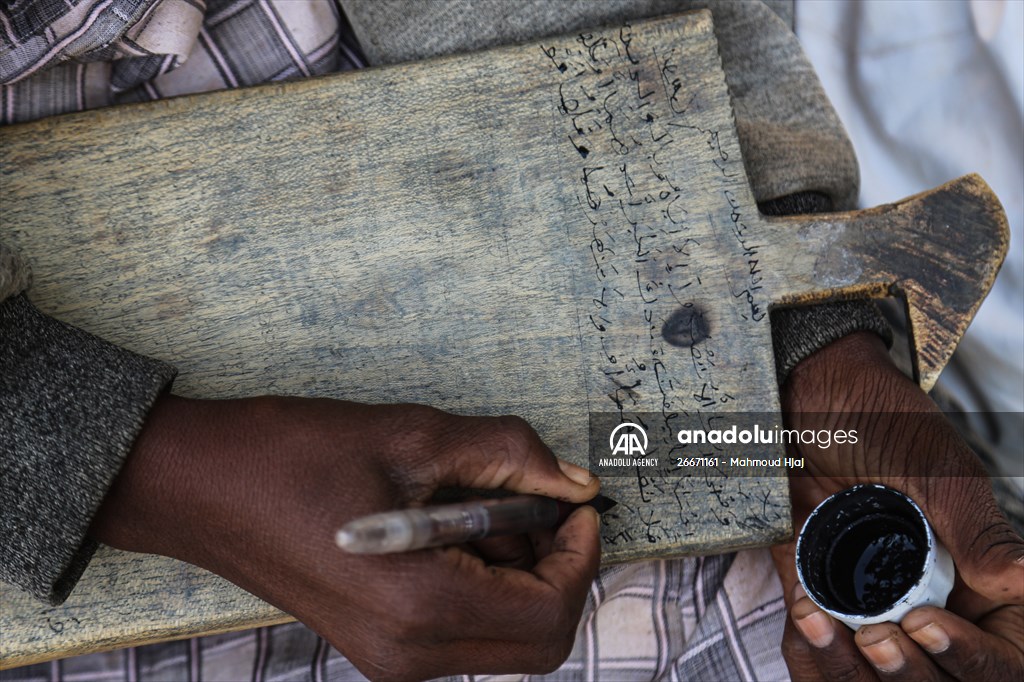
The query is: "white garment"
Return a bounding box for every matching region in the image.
[796,0,1024,485]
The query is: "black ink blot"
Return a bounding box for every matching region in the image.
[661,305,710,347]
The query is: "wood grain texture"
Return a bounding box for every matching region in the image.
[768,174,1009,390]
[0,9,1007,667]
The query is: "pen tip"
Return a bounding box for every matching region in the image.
[589,494,618,514]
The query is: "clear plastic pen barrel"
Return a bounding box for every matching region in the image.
[336,496,560,554]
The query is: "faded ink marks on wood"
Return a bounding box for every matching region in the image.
[0,13,804,664]
[540,21,788,560]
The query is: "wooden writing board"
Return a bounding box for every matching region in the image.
[0,10,1007,667]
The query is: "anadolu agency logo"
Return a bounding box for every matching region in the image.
[602,422,657,466]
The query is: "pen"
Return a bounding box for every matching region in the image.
[336,494,617,554]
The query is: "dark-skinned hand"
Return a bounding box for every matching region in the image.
[773,331,1024,681]
[90,397,601,682]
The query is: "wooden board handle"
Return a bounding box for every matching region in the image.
[768,174,1009,390]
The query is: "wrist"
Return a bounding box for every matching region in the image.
[90,393,204,560]
[89,394,350,579]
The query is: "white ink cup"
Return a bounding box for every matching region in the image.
[796,484,954,629]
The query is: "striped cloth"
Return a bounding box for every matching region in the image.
[0,1,790,680]
[1,0,364,124]
[3,553,789,682]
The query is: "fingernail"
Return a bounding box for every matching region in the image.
[906,622,950,654]
[794,610,834,648]
[558,458,593,486]
[861,637,905,673]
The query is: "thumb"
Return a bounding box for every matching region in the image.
[436,414,600,503]
[922,477,1024,604]
[532,505,601,601]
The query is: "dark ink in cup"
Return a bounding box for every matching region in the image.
[796,484,954,628]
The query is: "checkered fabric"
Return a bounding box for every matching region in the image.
[1,0,363,124]
[0,1,791,680]
[3,551,790,682]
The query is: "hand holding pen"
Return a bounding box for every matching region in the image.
[93,398,605,682]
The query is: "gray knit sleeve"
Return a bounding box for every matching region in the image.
[0,293,175,604]
[771,301,893,384]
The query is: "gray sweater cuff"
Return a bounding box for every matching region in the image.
[771,300,894,386]
[1,295,176,604]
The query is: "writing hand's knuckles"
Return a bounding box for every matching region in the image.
[486,415,540,458]
[380,616,436,651]
[491,414,534,437]
[456,578,573,643]
[373,406,466,491]
[389,572,524,642]
[382,404,449,456]
[416,586,501,634]
[428,415,547,489]
[483,415,550,472]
